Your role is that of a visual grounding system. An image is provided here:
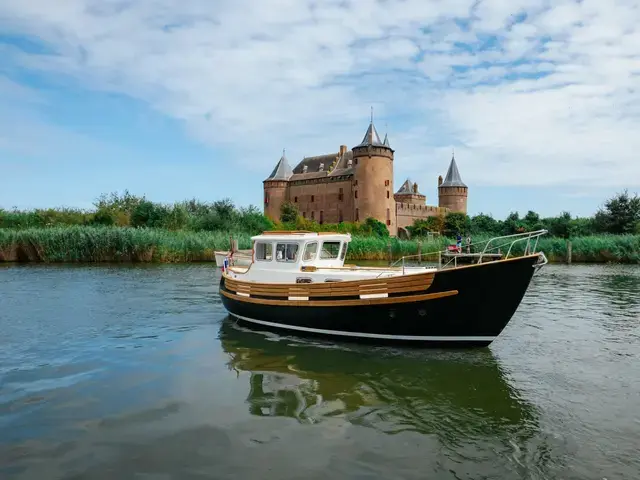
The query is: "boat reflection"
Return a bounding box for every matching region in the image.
[218,318,540,440]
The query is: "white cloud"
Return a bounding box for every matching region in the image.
[1,0,639,195]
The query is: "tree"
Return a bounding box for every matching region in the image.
[363,217,389,237]
[443,212,471,237]
[470,213,500,236]
[131,200,170,228]
[594,190,640,234]
[407,216,444,237]
[544,211,572,238]
[280,201,299,223]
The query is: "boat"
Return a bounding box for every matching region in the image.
[218,229,548,347]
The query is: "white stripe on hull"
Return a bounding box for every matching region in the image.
[359,293,388,299]
[229,314,495,342]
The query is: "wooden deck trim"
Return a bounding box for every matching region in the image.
[223,270,433,289]
[220,288,458,307]
[224,273,434,298]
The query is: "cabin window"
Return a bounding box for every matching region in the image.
[255,242,273,261]
[302,242,318,262]
[340,243,348,260]
[276,242,299,262]
[320,241,341,260]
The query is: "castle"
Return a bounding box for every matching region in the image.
[263,118,468,237]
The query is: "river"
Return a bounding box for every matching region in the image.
[1,263,639,479]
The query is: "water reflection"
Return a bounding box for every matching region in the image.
[219,318,540,438]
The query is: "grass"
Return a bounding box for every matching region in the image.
[0,227,638,263]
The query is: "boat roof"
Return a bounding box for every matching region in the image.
[251,231,352,243]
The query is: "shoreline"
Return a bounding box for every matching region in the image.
[1,226,638,264]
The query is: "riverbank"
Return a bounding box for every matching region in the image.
[0,226,638,263]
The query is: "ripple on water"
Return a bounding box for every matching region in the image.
[0,263,639,480]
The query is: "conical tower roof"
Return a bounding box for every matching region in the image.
[357,121,384,147]
[396,178,414,194]
[440,154,466,188]
[265,150,293,181]
[383,132,390,147]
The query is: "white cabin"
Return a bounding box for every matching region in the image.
[223,231,434,284]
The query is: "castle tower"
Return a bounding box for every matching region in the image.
[394,178,426,206]
[438,153,468,214]
[351,116,396,233]
[263,150,292,221]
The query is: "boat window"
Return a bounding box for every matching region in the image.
[340,243,348,260]
[302,242,318,262]
[276,243,299,262]
[320,241,341,259]
[255,242,273,261]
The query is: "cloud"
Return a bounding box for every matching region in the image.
[0,0,639,195]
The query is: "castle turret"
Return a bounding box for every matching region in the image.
[351,117,396,233]
[394,178,426,206]
[263,150,292,221]
[438,153,468,214]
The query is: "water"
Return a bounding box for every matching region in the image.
[0,263,639,479]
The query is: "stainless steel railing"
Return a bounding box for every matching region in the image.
[386,229,549,274]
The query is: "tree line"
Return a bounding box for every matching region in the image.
[1,190,639,239]
[408,190,640,238]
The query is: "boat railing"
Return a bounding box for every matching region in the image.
[384,229,549,275]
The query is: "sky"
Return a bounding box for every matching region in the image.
[1,0,639,219]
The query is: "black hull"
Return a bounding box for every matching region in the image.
[219,254,541,348]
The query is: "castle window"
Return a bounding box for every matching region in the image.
[338,188,343,201]
[319,210,324,224]
[386,191,389,199]
[294,196,298,203]
[311,195,315,203]
[386,208,391,226]
[264,192,269,205]
[354,190,358,199]
[303,212,306,219]
[311,211,315,220]
[355,208,359,222]
[354,180,358,186]
[385,180,389,186]
[355,158,358,165]
[339,210,343,222]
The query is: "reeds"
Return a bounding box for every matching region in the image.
[0,227,638,263]
[0,227,252,263]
